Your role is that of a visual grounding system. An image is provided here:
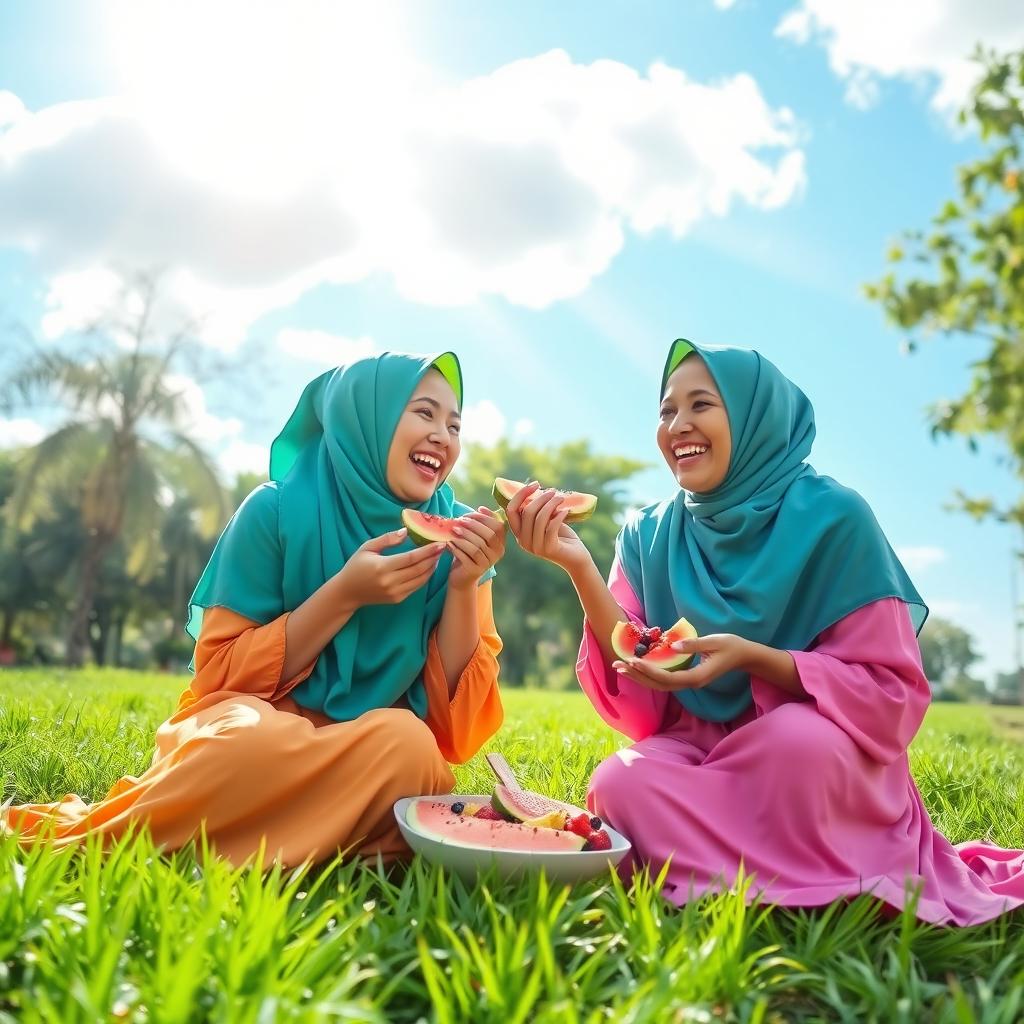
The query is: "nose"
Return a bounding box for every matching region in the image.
[428,424,450,448]
[670,411,693,434]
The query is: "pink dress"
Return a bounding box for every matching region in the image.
[577,559,1024,925]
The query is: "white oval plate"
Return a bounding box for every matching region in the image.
[394,793,631,883]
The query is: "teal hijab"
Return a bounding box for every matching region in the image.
[617,339,927,722]
[186,351,491,722]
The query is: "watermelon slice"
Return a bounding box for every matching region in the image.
[490,783,575,822]
[401,509,461,546]
[610,617,698,670]
[491,478,597,524]
[406,799,586,853]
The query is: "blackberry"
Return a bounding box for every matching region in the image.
[589,816,603,830]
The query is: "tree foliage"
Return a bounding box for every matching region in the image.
[918,616,984,701]
[1,276,227,665]
[452,439,648,686]
[865,48,1024,528]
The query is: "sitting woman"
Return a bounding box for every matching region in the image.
[5,351,505,867]
[505,338,1024,926]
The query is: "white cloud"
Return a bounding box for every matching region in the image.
[164,374,242,442]
[460,400,507,446]
[896,545,947,573]
[776,1,1024,113]
[514,418,535,436]
[276,329,377,367]
[218,440,269,478]
[0,8,805,341]
[0,417,46,448]
[0,90,25,129]
[40,269,127,341]
[713,0,740,8]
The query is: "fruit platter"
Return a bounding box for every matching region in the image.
[394,754,631,881]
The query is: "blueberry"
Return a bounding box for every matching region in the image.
[451,801,465,814]
[590,816,603,830]
[633,643,649,657]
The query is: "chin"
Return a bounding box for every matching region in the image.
[407,478,437,502]
[677,473,706,492]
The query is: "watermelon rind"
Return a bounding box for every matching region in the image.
[491,477,598,524]
[491,783,567,822]
[401,508,456,546]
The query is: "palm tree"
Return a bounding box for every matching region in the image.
[3,278,227,666]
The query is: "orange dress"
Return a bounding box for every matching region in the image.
[3,582,503,866]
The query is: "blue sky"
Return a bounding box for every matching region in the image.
[0,1,1020,680]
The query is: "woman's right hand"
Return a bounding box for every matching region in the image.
[335,529,444,608]
[504,481,591,572]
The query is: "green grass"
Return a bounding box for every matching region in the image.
[0,670,1023,1022]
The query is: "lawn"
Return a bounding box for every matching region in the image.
[1,669,1023,1022]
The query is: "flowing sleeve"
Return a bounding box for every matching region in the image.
[175,607,316,714]
[575,556,678,742]
[422,580,504,764]
[186,483,286,644]
[756,597,931,765]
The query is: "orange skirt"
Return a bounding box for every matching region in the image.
[4,587,503,867]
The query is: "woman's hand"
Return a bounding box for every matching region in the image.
[336,528,444,608]
[504,481,590,571]
[447,508,506,591]
[612,633,754,692]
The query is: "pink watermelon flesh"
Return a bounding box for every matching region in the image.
[610,618,697,670]
[401,509,459,546]
[491,783,568,822]
[406,799,586,852]
[491,478,597,523]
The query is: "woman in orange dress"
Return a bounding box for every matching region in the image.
[4,351,505,866]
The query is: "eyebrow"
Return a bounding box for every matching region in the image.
[410,395,461,419]
[660,388,717,404]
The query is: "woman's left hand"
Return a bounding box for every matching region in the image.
[447,508,506,590]
[612,633,753,692]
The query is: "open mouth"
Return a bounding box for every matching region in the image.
[672,443,709,467]
[410,451,443,481]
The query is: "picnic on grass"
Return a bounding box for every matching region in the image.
[5,342,1022,927]
[4,5,1024,1018]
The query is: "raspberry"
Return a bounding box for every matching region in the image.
[566,813,593,838]
[475,806,505,821]
[648,627,662,642]
[584,829,612,851]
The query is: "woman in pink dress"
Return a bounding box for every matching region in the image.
[504,338,1024,926]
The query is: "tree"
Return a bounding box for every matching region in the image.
[231,470,268,511]
[918,616,985,700]
[865,47,1024,701]
[2,276,227,666]
[452,439,648,687]
[0,485,88,662]
[993,670,1022,705]
[0,449,48,656]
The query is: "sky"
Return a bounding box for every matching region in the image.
[0,0,1021,680]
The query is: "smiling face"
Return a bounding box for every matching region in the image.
[386,368,462,503]
[657,355,732,494]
